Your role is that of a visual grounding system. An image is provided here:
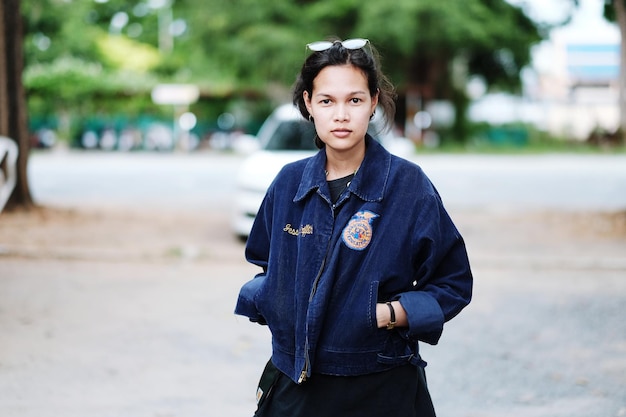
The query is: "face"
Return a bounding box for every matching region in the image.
[304,64,378,154]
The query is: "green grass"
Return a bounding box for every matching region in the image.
[418,124,626,154]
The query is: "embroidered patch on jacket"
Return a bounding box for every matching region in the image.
[342,210,379,250]
[283,223,314,237]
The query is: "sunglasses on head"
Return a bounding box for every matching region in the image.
[306,38,369,52]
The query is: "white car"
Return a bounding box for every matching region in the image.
[232,104,414,239]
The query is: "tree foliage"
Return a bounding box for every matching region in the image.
[21,0,544,141]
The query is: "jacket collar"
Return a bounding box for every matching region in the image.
[294,134,392,203]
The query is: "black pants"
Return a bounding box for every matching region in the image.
[254,360,436,417]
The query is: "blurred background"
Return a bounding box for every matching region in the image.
[1,1,626,417]
[15,0,626,153]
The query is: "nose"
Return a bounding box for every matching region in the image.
[333,105,348,122]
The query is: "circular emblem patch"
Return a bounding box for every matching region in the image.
[342,210,379,250]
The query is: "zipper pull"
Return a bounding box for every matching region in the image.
[298,370,307,384]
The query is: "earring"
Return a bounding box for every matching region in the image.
[308,114,313,122]
[369,112,375,120]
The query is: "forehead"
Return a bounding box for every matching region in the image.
[312,64,369,95]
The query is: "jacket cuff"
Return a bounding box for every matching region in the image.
[234,276,266,322]
[397,292,444,345]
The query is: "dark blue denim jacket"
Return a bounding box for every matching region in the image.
[235,136,473,384]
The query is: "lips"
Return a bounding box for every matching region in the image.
[331,129,352,138]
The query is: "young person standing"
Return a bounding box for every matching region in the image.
[236,37,473,417]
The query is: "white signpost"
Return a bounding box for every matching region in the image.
[151,84,199,106]
[151,84,200,150]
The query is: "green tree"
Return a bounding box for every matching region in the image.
[177,0,542,142]
[22,0,166,142]
[356,0,541,141]
[21,0,544,144]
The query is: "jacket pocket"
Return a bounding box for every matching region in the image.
[320,280,387,352]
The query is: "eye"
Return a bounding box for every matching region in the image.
[350,97,362,104]
[320,99,331,105]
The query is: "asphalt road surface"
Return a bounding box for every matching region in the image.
[26,150,626,212]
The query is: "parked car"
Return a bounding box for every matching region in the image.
[232,104,414,239]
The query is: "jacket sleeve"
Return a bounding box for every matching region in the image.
[396,194,473,345]
[234,187,274,324]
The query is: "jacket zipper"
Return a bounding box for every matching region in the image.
[299,204,335,384]
[299,256,326,384]
[298,345,309,383]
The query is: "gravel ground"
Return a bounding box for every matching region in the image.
[0,204,625,417]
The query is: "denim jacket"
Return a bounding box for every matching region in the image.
[235,135,473,384]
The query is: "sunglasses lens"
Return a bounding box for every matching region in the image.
[306,38,369,52]
[307,41,333,51]
[342,38,368,49]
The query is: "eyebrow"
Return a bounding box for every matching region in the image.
[314,91,368,98]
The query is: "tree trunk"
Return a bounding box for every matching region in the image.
[615,0,626,140]
[0,0,33,210]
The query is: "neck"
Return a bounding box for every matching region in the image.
[325,149,364,180]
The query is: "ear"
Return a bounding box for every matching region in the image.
[303,91,312,114]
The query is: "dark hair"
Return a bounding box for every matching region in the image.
[292,38,397,148]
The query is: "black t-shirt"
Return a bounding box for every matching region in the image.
[328,173,354,204]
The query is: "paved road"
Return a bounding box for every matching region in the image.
[28,150,241,211]
[416,153,626,211]
[27,150,626,212]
